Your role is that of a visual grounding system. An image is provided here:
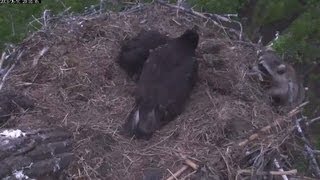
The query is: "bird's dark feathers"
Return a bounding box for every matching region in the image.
[177,28,199,49]
[122,28,199,139]
[117,30,169,81]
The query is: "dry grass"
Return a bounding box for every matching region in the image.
[1,3,301,180]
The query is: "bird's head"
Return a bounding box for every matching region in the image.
[180,26,199,49]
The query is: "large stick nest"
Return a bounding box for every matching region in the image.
[1,3,295,180]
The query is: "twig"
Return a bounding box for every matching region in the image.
[312,150,320,154]
[166,165,189,180]
[181,170,197,180]
[0,52,6,69]
[306,116,320,126]
[238,108,300,147]
[185,159,199,170]
[171,18,182,26]
[99,0,105,14]
[274,158,288,180]
[221,13,238,17]
[0,63,15,90]
[58,7,72,17]
[289,101,309,116]
[181,171,197,180]
[155,0,243,40]
[166,158,198,180]
[43,9,51,28]
[290,177,318,180]
[56,0,67,9]
[237,102,308,147]
[31,15,44,26]
[121,3,146,14]
[32,46,49,67]
[28,21,41,31]
[0,47,24,90]
[203,12,243,40]
[237,169,297,176]
[142,129,176,151]
[295,116,320,178]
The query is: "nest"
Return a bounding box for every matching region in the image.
[0,2,307,180]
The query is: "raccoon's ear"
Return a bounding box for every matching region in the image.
[276,64,286,75]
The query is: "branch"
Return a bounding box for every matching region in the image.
[166,158,199,180]
[0,47,25,91]
[237,169,298,176]
[274,158,288,180]
[238,106,302,147]
[155,0,243,40]
[99,0,106,14]
[32,46,49,67]
[306,116,320,126]
[0,52,6,69]
[295,116,320,178]
[0,63,15,91]
[167,165,188,180]
[121,3,147,14]
[42,9,51,28]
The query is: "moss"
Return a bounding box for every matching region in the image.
[272,5,320,64]
[187,0,246,14]
[252,0,303,26]
[0,0,101,50]
[293,153,309,174]
[315,130,320,149]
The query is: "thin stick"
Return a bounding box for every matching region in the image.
[166,165,189,180]
[238,109,300,147]
[179,154,199,171]
[0,48,24,90]
[56,0,67,9]
[238,101,309,147]
[143,130,176,151]
[306,116,320,125]
[99,0,105,14]
[274,159,288,180]
[295,116,320,178]
[269,170,297,175]
[31,15,44,26]
[289,101,309,115]
[238,169,297,176]
[155,0,242,40]
[43,9,50,28]
[0,64,15,90]
[181,170,197,180]
[32,46,49,67]
[0,52,6,69]
[185,159,199,170]
[204,12,243,40]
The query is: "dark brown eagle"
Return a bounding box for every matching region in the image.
[122,27,199,139]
